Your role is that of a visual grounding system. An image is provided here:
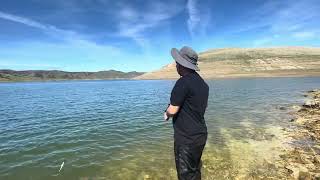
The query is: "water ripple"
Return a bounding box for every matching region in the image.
[1,78,320,179]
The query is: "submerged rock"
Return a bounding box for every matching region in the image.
[279,106,287,110]
[298,166,311,180]
[143,174,151,180]
[291,105,302,111]
[307,89,319,93]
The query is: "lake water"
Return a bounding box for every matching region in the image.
[0,77,320,180]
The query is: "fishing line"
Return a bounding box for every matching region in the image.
[52,160,65,176]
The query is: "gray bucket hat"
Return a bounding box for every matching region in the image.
[171,46,200,71]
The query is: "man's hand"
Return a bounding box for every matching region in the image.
[164,112,169,121]
[167,104,180,115]
[164,104,180,121]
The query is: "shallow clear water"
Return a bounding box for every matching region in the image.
[0,77,319,179]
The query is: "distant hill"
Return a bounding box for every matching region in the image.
[0,69,144,82]
[135,47,320,79]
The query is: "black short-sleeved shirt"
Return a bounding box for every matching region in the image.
[170,72,209,145]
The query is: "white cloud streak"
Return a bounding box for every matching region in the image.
[116,1,184,48]
[270,1,319,34]
[0,11,124,72]
[0,11,47,29]
[0,11,120,53]
[0,11,76,38]
[187,0,200,37]
[186,0,210,39]
[292,31,317,40]
[268,1,320,42]
[226,0,320,46]
[0,61,60,70]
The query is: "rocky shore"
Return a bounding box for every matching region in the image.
[279,89,320,179]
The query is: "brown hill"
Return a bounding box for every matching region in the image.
[0,69,144,82]
[135,47,320,79]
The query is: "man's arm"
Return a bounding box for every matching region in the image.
[164,104,180,121]
[164,78,187,121]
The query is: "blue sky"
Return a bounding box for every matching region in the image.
[0,0,319,72]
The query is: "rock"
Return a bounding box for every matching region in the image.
[291,105,302,111]
[295,117,307,124]
[314,155,320,163]
[304,100,316,107]
[298,107,308,112]
[307,89,318,93]
[287,165,312,180]
[279,106,287,110]
[286,165,299,179]
[300,154,313,164]
[143,174,151,180]
[305,163,316,171]
[298,166,311,180]
[263,159,276,169]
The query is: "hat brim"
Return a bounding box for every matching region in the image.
[171,48,200,71]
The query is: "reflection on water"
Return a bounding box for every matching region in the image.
[0,77,319,179]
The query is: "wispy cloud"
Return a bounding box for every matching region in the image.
[116,1,184,48]
[187,0,200,37]
[0,61,60,70]
[186,0,210,38]
[0,11,49,29]
[292,31,317,40]
[252,37,275,47]
[267,1,319,43]
[0,11,76,39]
[233,0,320,46]
[0,11,120,52]
[0,11,124,72]
[270,1,319,33]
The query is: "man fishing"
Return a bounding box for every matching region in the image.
[164,46,209,180]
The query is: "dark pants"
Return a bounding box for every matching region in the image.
[174,142,206,180]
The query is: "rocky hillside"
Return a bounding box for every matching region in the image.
[0,69,144,82]
[136,47,320,79]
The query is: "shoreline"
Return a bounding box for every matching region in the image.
[200,89,320,179]
[1,74,320,83]
[135,70,320,80]
[277,89,320,179]
[135,74,320,80]
[0,78,137,83]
